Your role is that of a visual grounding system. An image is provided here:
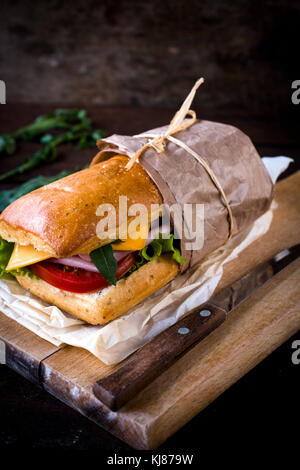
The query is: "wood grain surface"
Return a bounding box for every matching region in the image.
[0,102,299,447]
[92,261,276,410]
[38,171,300,449]
[93,303,227,411]
[0,313,60,384]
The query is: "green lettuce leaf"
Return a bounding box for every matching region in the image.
[140,239,162,260]
[143,233,185,264]
[0,237,37,279]
[126,233,185,276]
[0,237,14,276]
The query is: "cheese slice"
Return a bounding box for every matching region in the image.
[112,223,149,251]
[112,236,147,251]
[6,244,51,270]
[102,207,163,251]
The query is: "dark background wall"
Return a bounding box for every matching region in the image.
[0,0,299,117]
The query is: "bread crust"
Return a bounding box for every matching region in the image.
[16,254,179,325]
[0,155,162,257]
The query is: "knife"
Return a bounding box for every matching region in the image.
[93,245,300,410]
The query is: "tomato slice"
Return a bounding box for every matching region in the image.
[30,253,137,293]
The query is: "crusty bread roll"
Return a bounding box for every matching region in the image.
[0,155,180,325]
[0,155,162,257]
[16,254,179,325]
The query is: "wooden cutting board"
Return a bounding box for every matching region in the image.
[0,171,300,449]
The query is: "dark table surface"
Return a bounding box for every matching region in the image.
[0,105,299,454]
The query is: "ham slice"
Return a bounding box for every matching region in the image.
[50,223,170,272]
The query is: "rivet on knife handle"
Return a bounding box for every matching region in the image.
[93,303,227,410]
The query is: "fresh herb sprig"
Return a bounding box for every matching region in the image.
[0,109,105,181]
[90,243,118,286]
[0,171,72,211]
[89,234,186,286]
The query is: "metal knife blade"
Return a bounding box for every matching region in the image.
[93,245,300,411]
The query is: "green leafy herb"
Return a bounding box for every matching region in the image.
[0,237,37,279]
[89,234,185,286]
[141,233,185,264]
[90,243,118,286]
[40,133,54,144]
[0,171,72,212]
[0,237,14,276]
[0,108,106,181]
[141,239,163,260]
[125,252,147,275]
[155,233,186,264]
[126,233,186,276]
[5,266,37,279]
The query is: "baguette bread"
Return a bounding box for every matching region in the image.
[0,155,162,257]
[16,254,179,324]
[0,155,180,325]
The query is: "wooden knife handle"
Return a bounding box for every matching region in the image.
[93,303,227,410]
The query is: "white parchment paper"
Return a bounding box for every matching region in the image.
[0,157,293,364]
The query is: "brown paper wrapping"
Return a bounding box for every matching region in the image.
[91,119,274,271]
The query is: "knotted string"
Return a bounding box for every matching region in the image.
[125,77,234,240]
[125,78,203,169]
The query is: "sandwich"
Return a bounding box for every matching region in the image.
[0,93,274,327]
[0,155,184,324]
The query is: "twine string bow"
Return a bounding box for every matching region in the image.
[125,77,204,169]
[125,77,234,240]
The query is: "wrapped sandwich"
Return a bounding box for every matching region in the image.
[0,81,273,325]
[0,155,182,324]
